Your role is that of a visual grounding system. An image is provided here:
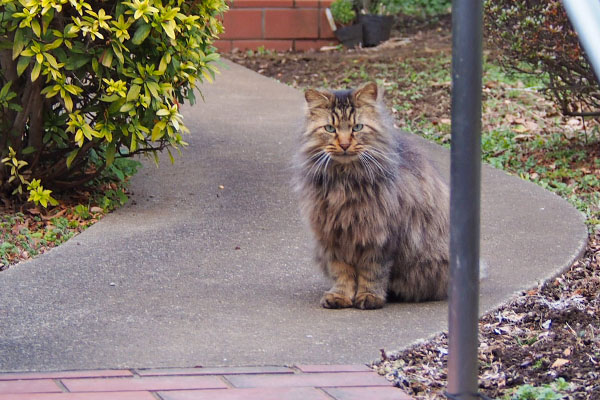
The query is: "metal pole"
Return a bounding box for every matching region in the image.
[447,0,483,399]
[563,0,600,83]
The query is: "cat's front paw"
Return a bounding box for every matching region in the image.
[320,292,353,309]
[354,292,385,310]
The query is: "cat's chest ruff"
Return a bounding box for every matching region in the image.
[323,180,370,209]
[314,182,390,250]
[320,182,385,227]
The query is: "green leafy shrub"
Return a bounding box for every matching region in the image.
[0,0,228,204]
[358,0,401,15]
[485,0,600,118]
[357,0,450,17]
[331,0,356,25]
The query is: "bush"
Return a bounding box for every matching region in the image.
[331,0,356,25]
[394,0,450,18]
[357,0,450,17]
[485,1,600,119]
[0,0,228,205]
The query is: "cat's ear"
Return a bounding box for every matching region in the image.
[305,89,333,109]
[353,82,378,106]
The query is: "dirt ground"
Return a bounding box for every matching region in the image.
[225,19,600,399]
[227,20,453,125]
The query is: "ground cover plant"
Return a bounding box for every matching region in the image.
[0,163,136,269]
[227,15,600,399]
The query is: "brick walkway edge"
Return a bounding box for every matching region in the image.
[0,365,412,400]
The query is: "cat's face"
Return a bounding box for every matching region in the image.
[304,82,380,163]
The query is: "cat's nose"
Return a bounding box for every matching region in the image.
[339,143,350,151]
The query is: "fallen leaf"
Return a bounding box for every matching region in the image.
[551,358,570,368]
[514,134,534,141]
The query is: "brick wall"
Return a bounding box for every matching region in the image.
[216,0,338,52]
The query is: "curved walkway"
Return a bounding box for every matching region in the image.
[0,61,587,396]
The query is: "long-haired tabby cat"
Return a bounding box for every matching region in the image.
[295,82,449,309]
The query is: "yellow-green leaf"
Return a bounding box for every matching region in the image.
[100,48,113,67]
[12,29,27,59]
[43,52,59,69]
[31,62,41,81]
[66,149,79,167]
[105,144,116,166]
[146,81,160,99]
[158,53,170,73]
[82,124,96,140]
[201,69,213,83]
[31,20,41,38]
[151,121,166,141]
[74,130,84,146]
[130,131,137,152]
[126,84,141,102]
[131,23,152,45]
[16,56,31,76]
[45,38,63,52]
[42,8,54,34]
[119,102,135,113]
[100,94,121,102]
[161,20,175,40]
[65,84,83,95]
[63,93,73,112]
[112,42,124,64]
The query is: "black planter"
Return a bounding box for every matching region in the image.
[358,14,393,47]
[334,23,363,48]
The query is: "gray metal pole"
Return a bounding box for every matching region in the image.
[447,0,483,399]
[563,0,600,83]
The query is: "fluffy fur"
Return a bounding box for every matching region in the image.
[295,82,449,309]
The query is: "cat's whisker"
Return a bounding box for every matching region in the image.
[322,154,332,185]
[358,153,376,181]
[308,151,325,160]
[307,151,329,179]
[364,158,376,182]
[363,151,393,177]
[366,148,396,164]
[310,152,331,182]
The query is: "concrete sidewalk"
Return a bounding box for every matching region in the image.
[0,60,587,374]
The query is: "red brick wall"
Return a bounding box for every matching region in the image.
[216,0,338,52]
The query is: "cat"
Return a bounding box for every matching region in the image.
[294,82,450,309]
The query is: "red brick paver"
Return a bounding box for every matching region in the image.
[0,365,412,400]
[0,370,133,381]
[0,392,155,400]
[159,387,330,400]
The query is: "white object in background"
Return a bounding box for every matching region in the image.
[563,0,600,83]
[325,8,337,32]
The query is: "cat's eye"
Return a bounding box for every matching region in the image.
[324,125,336,133]
[352,124,364,132]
